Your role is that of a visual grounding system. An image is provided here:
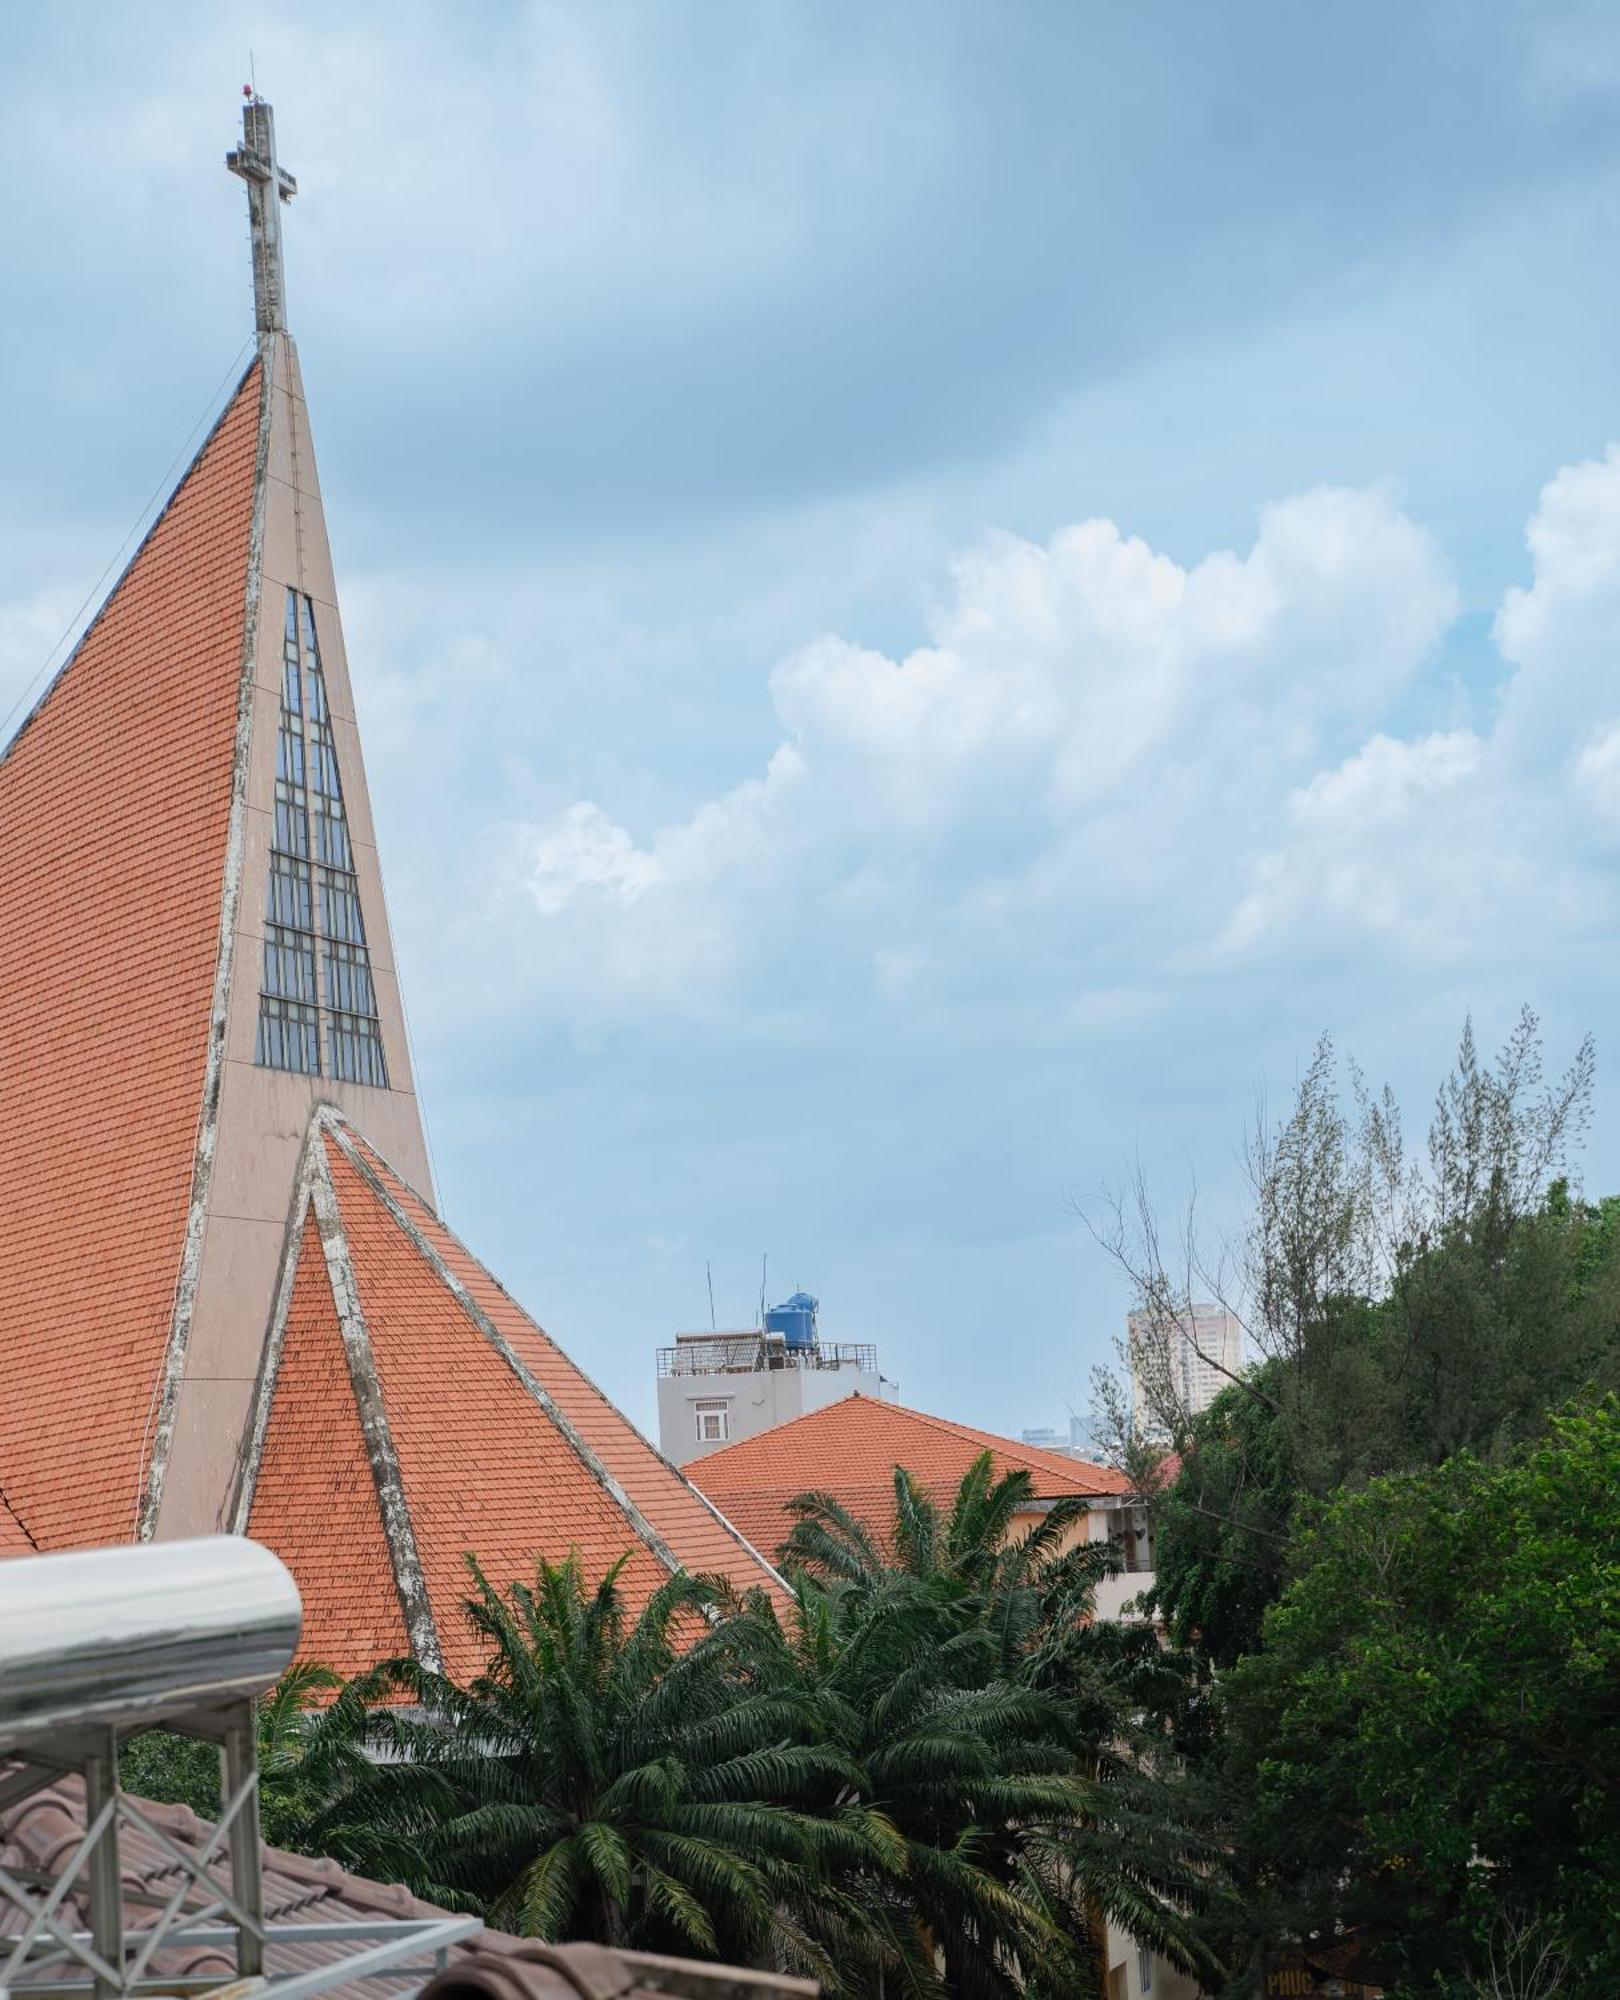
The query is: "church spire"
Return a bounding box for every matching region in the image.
[226,91,297,334]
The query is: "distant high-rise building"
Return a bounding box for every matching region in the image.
[1018,1417,1089,1458]
[657,1291,899,1466]
[1128,1303,1244,1435]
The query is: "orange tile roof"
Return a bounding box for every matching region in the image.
[0,364,262,1550]
[248,1212,410,1672]
[687,1393,1128,1561]
[0,1489,35,1558]
[247,1115,786,1679]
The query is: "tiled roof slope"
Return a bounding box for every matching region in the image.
[688,1393,1128,1561]
[0,1780,815,2000]
[0,364,263,1549]
[246,1113,786,1680]
[0,1489,35,1556]
[247,1212,410,1671]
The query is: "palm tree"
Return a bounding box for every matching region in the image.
[118,1661,355,1846]
[770,1453,1228,1998]
[301,1553,894,1992]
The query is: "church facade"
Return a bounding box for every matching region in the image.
[0,97,784,1666]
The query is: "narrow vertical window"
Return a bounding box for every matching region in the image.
[255,591,321,1074]
[254,589,389,1087]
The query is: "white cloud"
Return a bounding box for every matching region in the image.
[527,803,663,915]
[1220,730,1489,960]
[1575,722,1620,830]
[1495,445,1620,765]
[522,746,807,916]
[467,447,1620,1028]
[1228,445,1620,960]
[769,485,1454,821]
[499,483,1456,1001]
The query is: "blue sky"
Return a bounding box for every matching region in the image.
[4,2,1620,1440]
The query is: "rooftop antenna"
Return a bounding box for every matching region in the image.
[706,1260,717,1333]
[759,1253,768,1328]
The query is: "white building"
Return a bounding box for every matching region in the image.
[1128,1302,1244,1436]
[656,1292,899,1467]
[1101,1931,1207,2000]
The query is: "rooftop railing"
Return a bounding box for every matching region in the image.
[658,1338,880,1379]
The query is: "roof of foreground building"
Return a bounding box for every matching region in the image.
[686,1392,1129,1559]
[0,1780,815,2000]
[239,1112,785,1678]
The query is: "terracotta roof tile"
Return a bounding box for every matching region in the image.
[247,1212,410,1676]
[0,364,262,1549]
[248,1117,786,1680]
[0,1490,35,1557]
[688,1393,1128,1559]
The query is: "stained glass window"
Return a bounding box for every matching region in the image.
[254,588,389,1087]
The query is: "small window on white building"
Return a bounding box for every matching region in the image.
[1137,1944,1153,1992]
[694,1399,730,1443]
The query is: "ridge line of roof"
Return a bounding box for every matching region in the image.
[323,1119,789,1586]
[0,350,262,778]
[307,1125,444,1669]
[226,1108,329,1535]
[321,1117,788,1595]
[0,1483,38,1552]
[139,345,276,1541]
[695,1391,1126,1492]
[868,1396,1123,1485]
[310,1103,443,1222]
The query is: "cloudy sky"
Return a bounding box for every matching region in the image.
[4,2,1620,1442]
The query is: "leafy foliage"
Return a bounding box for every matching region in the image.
[1147,1365,1293,1667]
[291,1555,871,1990]
[123,1466,1223,2000]
[119,1662,351,1846]
[1219,1400,1620,1994]
[771,1454,1228,1998]
[1090,1009,1620,1993]
[1139,1014,1618,1659]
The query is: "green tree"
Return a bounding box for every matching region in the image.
[120,1499,1223,2000]
[1112,1013,1617,1663]
[120,1662,352,1843]
[1146,1365,1293,1668]
[773,1454,1227,1998]
[1217,1400,1620,1995]
[295,1554,888,1994]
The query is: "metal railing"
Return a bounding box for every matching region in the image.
[0,1909,481,2000]
[657,1339,880,1379]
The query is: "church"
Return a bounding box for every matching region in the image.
[0,96,785,1673]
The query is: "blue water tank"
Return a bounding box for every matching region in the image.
[764,1291,819,1352]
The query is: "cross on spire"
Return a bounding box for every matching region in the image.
[226,92,297,335]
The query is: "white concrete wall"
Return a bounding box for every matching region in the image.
[658,1362,889,1466]
[1103,1927,1207,2000]
[1093,1568,1155,1622]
